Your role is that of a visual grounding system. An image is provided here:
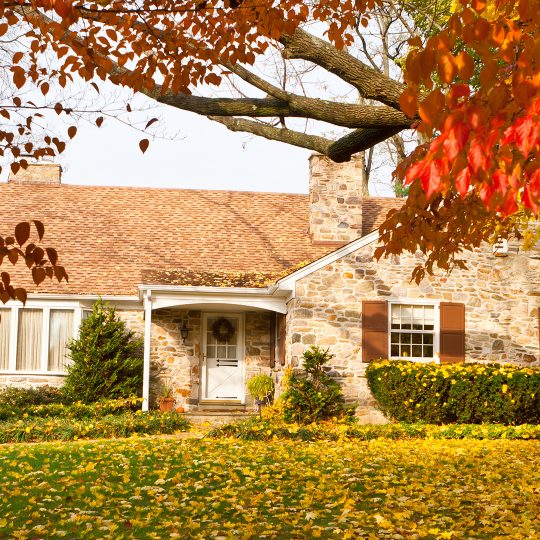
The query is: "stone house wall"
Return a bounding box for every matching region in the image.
[284,240,540,422]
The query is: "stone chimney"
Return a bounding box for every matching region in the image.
[309,154,363,244]
[8,163,62,184]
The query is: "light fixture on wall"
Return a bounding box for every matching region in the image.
[493,238,509,257]
[180,321,189,344]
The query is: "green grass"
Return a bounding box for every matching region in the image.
[0,437,539,539]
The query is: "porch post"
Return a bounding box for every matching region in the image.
[142,290,152,412]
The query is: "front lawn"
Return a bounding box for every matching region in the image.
[0,437,539,539]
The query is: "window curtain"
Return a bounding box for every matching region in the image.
[0,309,11,370]
[48,310,73,372]
[16,309,43,371]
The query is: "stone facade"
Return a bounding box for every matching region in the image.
[9,163,62,184]
[0,374,66,390]
[309,154,364,244]
[284,238,540,421]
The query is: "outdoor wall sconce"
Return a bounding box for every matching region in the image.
[180,322,189,344]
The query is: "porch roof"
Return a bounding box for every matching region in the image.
[140,283,289,314]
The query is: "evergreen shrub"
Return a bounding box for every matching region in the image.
[281,346,351,423]
[63,299,143,403]
[366,360,540,424]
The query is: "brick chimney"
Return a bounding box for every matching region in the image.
[309,154,363,244]
[8,163,62,184]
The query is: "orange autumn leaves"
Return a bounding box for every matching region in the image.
[400,0,540,216]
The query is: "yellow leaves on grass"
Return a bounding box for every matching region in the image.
[0,438,538,538]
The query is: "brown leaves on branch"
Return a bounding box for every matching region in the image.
[0,221,68,304]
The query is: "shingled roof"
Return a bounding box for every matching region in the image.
[0,181,402,296]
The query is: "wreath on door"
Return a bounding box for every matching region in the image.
[211,317,235,342]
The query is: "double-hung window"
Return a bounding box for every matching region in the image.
[0,307,78,374]
[390,304,435,360]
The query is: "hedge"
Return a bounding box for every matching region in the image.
[366,360,540,424]
[208,417,540,441]
[0,397,142,422]
[0,411,190,444]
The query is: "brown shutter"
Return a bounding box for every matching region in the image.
[269,314,276,368]
[439,302,465,364]
[362,301,388,362]
[277,313,286,365]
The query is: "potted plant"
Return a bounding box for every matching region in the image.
[247,374,275,417]
[157,386,175,412]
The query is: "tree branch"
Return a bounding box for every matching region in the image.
[280,28,406,110]
[208,116,331,154]
[328,126,404,162]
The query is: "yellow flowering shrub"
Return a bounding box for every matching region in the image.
[366,360,540,424]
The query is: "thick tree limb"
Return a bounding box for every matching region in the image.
[281,28,405,110]
[328,126,405,162]
[208,117,331,154]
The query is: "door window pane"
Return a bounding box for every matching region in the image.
[48,310,73,372]
[0,309,10,370]
[16,309,43,371]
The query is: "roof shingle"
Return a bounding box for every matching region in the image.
[0,182,403,295]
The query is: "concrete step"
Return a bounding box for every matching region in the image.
[183,411,256,426]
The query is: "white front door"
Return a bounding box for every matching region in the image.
[202,314,244,401]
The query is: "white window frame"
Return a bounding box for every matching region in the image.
[388,299,441,363]
[0,303,83,376]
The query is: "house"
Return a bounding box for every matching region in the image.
[1,157,539,422]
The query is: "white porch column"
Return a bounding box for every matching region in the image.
[142,291,152,412]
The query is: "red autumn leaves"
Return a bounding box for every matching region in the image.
[400,0,540,217]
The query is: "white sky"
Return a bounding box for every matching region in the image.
[58,99,396,196]
[60,99,316,194]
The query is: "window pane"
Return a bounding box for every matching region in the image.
[412,333,422,344]
[391,332,400,344]
[401,333,411,344]
[207,345,216,358]
[17,309,42,371]
[391,306,401,329]
[400,345,411,357]
[227,346,237,359]
[423,345,434,358]
[0,309,10,370]
[412,345,422,357]
[48,310,73,372]
[424,334,433,345]
[390,344,399,357]
[217,345,226,358]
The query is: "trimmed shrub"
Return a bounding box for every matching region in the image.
[0,397,142,422]
[366,360,540,425]
[0,386,67,408]
[63,299,143,403]
[0,411,189,444]
[281,346,351,424]
[208,417,540,442]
